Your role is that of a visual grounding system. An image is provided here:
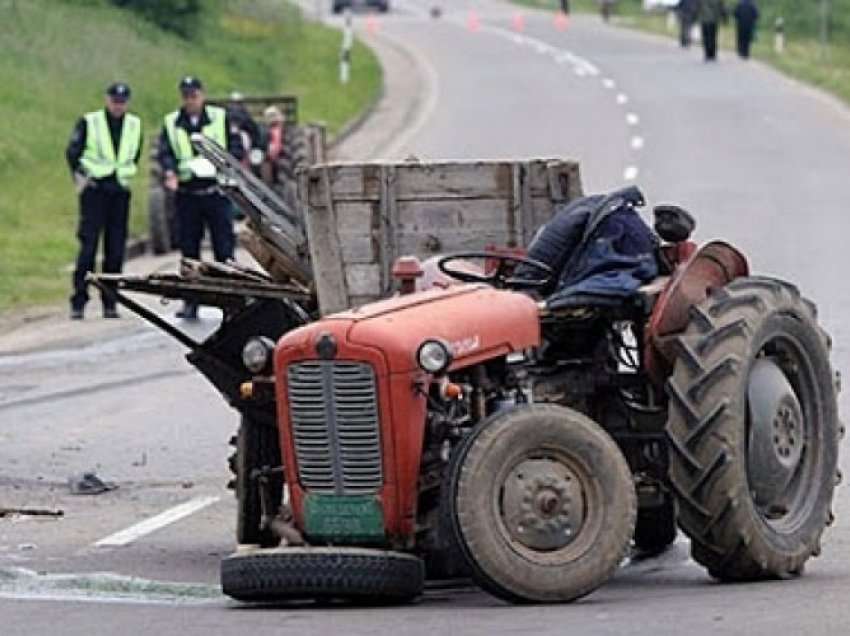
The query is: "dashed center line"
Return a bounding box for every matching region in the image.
[616,93,629,105]
[93,496,220,547]
[626,113,640,126]
[631,136,645,150]
[624,166,640,181]
[602,78,616,89]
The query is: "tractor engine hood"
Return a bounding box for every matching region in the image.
[278,285,541,374]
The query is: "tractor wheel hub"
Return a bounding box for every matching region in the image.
[747,358,805,511]
[502,458,585,551]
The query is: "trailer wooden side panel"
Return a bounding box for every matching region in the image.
[300,160,583,315]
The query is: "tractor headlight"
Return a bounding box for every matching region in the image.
[417,339,453,375]
[242,337,275,375]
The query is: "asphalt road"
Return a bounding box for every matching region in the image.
[3,1,850,633]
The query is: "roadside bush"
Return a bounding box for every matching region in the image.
[110,0,202,38]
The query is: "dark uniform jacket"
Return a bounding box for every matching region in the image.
[65,109,143,193]
[157,106,244,192]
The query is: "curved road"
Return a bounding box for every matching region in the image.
[2,1,850,633]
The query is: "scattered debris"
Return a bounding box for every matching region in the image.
[68,472,117,495]
[0,508,64,519]
[181,481,194,489]
[132,452,148,468]
[17,544,36,551]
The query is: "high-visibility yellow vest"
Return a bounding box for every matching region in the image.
[164,105,226,181]
[79,110,142,188]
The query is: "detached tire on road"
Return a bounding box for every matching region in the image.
[449,404,636,603]
[666,277,840,581]
[221,548,425,603]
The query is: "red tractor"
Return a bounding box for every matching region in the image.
[221,191,842,604]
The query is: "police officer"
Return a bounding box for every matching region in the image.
[66,82,142,320]
[158,76,244,320]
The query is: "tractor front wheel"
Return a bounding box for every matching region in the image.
[448,404,636,603]
[666,277,840,581]
[231,414,283,548]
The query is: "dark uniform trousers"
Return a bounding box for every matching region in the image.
[176,190,234,262]
[71,186,130,310]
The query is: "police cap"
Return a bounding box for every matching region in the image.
[106,82,131,102]
[179,75,204,95]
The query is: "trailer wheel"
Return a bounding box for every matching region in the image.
[221,548,424,604]
[148,186,172,255]
[667,277,840,581]
[448,404,636,603]
[233,414,283,548]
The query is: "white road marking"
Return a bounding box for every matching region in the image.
[603,78,616,89]
[93,496,220,547]
[512,34,525,44]
[624,165,640,181]
[616,93,629,105]
[631,136,645,150]
[626,112,640,126]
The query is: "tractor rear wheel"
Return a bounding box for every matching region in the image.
[448,404,636,603]
[666,277,840,581]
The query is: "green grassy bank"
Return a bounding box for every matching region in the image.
[0,0,381,311]
[512,1,850,106]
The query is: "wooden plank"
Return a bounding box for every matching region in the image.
[345,264,382,297]
[305,160,583,204]
[338,233,374,263]
[302,166,350,315]
[378,165,399,294]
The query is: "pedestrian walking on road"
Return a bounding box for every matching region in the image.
[697,0,728,61]
[733,0,759,59]
[676,0,699,47]
[65,82,142,320]
[158,75,244,320]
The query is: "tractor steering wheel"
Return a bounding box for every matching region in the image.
[437,252,554,290]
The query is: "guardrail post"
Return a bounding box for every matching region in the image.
[340,9,353,84]
[774,17,785,55]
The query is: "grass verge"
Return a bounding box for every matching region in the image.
[0,0,381,311]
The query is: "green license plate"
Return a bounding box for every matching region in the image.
[303,494,385,543]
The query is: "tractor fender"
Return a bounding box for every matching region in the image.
[644,241,749,385]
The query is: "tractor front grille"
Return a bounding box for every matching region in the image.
[287,361,383,495]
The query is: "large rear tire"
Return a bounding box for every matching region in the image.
[666,277,840,581]
[448,404,636,603]
[221,548,424,604]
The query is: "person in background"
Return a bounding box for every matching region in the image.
[733,0,759,59]
[698,0,728,61]
[263,106,285,171]
[158,75,244,320]
[65,82,142,320]
[676,0,699,48]
[227,91,261,158]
